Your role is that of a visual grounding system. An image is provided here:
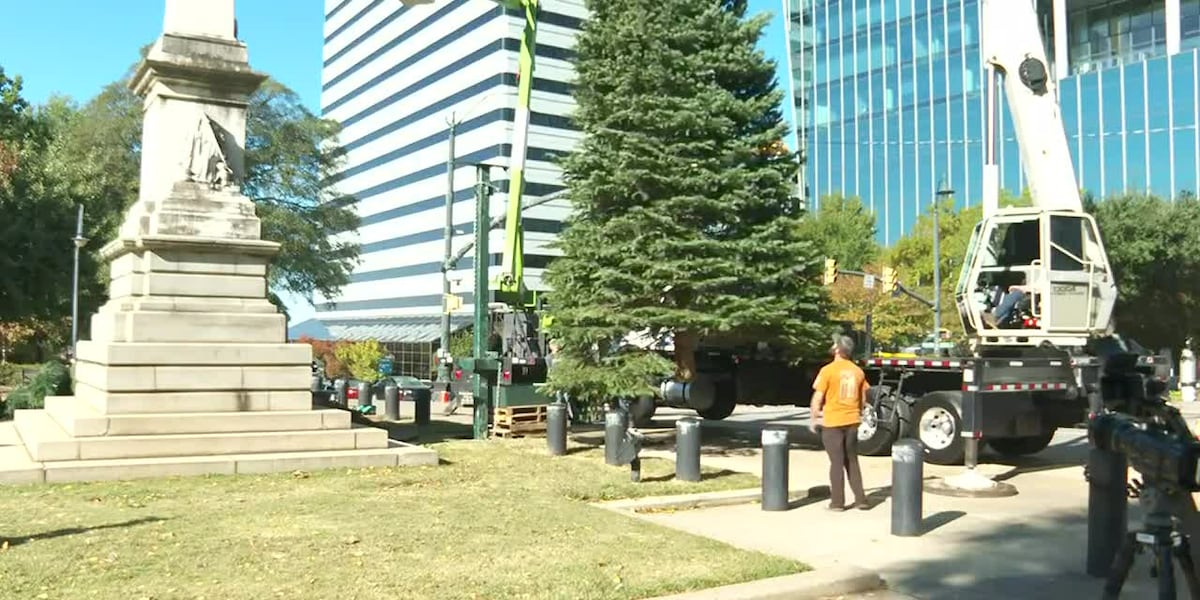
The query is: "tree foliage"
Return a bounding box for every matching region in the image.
[334,340,386,381]
[298,335,351,379]
[0,55,360,343]
[825,264,929,348]
[542,0,831,402]
[1085,191,1200,351]
[798,193,880,270]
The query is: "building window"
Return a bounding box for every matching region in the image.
[1069,0,1168,75]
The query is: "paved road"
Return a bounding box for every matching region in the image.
[617,403,1200,600]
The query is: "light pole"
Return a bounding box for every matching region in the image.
[934,176,954,356]
[437,114,458,396]
[438,92,501,396]
[70,204,89,360]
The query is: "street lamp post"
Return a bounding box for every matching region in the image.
[437,114,458,396]
[934,176,954,356]
[70,204,89,360]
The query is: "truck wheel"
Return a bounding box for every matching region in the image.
[912,392,965,465]
[696,382,736,421]
[629,396,657,428]
[857,389,906,456]
[987,430,1056,457]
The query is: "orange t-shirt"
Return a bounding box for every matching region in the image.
[813,357,869,428]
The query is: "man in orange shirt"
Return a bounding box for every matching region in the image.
[810,334,869,511]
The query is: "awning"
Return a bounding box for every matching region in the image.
[321,314,474,344]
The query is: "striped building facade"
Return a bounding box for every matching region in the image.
[316,0,584,325]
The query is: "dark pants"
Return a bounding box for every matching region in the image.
[822,424,867,508]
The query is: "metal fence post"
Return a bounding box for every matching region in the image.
[547,402,567,456]
[675,417,702,482]
[384,385,399,421]
[761,427,789,511]
[891,438,924,536]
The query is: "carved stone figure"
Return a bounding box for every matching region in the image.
[185,112,236,189]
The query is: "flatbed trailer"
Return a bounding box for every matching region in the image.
[861,351,1170,464]
[654,343,1170,466]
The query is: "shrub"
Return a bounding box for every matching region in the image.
[2,360,72,418]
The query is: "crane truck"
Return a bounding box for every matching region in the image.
[653,0,1168,465]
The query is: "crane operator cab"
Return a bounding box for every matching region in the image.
[954,207,1117,350]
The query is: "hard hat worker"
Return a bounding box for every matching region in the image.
[809,334,870,511]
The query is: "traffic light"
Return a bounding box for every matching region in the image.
[881,266,898,292]
[823,258,838,285]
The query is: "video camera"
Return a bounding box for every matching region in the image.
[1088,352,1200,494]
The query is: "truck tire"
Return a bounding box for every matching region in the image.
[696,381,736,421]
[912,391,965,465]
[629,396,657,428]
[857,389,907,456]
[987,429,1056,457]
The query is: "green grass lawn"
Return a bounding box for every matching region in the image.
[0,437,803,600]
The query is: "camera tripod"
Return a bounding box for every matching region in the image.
[1103,481,1200,599]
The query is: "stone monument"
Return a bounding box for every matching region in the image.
[0,0,437,484]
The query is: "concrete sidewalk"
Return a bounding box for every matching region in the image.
[618,407,1200,600]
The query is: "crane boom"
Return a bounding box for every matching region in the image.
[955,0,1117,349]
[496,0,539,307]
[980,0,1081,213]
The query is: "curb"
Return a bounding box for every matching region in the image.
[642,566,885,600]
[599,486,826,513]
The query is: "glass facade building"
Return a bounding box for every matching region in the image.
[785,0,1200,245]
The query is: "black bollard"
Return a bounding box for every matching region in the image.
[547,402,567,456]
[1086,446,1129,577]
[414,389,430,426]
[604,408,628,466]
[630,457,642,482]
[761,428,789,511]
[675,417,701,482]
[891,438,924,537]
[334,379,347,406]
[384,385,399,421]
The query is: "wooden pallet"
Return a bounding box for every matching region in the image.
[493,405,548,437]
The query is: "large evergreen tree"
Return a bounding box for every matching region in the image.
[543,0,830,402]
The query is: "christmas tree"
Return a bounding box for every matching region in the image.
[543,0,830,404]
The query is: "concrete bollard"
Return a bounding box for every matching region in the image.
[334,379,347,406]
[547,402,567,456]
[761,428,789,511]
[414,389,430,426]
[604,408,628,466]
[891,438,924,537]
[675,417,702,482]
[384,385,400,421]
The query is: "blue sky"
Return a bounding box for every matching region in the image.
[1,0,795,324]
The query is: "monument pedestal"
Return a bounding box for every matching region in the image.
[0,230,435,485]
[0,0,437,485]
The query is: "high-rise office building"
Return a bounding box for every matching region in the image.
[785,0,1200,245]
[315,0,583,332]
